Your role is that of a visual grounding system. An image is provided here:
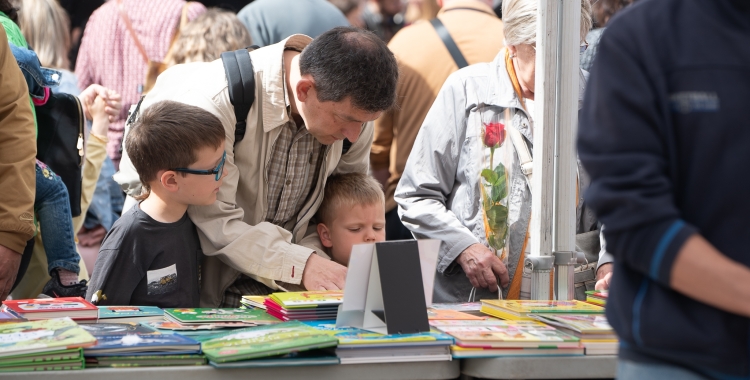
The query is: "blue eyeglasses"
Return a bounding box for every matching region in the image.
[171,151,226,181]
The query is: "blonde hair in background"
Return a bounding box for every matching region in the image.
[502,0,592,46]
[316,173,386,226]
[166,8,253,67]
[14,0,71,70]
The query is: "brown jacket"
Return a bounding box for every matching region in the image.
[371,1,504,212]
[0,27,36,254]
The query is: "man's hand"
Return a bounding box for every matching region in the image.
[301,253,347,291]
[595,263,613,291]
[456,243,509,292]
[79,85,122,122]
[0,245,22,300]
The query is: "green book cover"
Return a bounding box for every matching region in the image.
[201,321,339,363]
[0,358,83,372]
[0,348,81,367]
[164,308,279,325]
[0,318,96,358]
[89,354,206,367]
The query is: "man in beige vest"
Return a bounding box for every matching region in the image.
[371,0,504,240]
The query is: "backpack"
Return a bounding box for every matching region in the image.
[220,48,352,153]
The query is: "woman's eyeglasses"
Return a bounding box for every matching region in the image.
[171,151,226,181]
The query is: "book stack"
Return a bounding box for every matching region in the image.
[79,322,203,367]
[240,296,267,310]
[480,300,604,321]
[201,321,340,368]
[305,321,454,364]
[163,308,280,328]
[2,297,98,321]
[585,290,608,306]
[427,308,486,321]
[96,306,163,323]
[429,302,484,317]
[0,318,96,372]
[430,319,584,358]
[532,314,618,355]
[264,291,343,321]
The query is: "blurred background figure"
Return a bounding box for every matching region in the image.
[237,0,348,47]
[403,0,439,24]
[329,0,366,27]
[362,0,405,43]
[580,0,635,71]
[57,0,102,70]
[371,0,504,241]
[166,8,252,66]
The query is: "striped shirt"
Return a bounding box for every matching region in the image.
[75,0,205,168]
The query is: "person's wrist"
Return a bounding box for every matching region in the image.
[596,262,613,280]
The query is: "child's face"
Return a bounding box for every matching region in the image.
[173,142,227,206]
[318,202,386,266]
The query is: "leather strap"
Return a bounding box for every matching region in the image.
[430,18,469,69]
[221,49,256,144]
[117,0,149,64]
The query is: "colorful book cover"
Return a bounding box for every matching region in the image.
[530,314,613,334]
[0,310,25,324]
[164,308,279,325]
[0,348,81,367]
[84,332,200,356]
[481,300,604,320]
[98,306,163,319]
[429,303,483,312]
[0,318,97,358]
[88,354,206,367]
[2,297,98,320]
[435,320,580,348]
[450,345,584,358]
[143,321,238,331]
[269,291,344,308]
[0,359,84,372]
[240,296,268,310]
[304,321,453,347]
[201,321,339,363]
[79,322,159,336]
[427,309,486,321]
[209,350,339,368]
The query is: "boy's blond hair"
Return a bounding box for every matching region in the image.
[316,173,385,225]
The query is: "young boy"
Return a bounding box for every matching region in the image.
[86,101,226,307]
[316,173,387,266]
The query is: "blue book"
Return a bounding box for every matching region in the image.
[83,329,200,357]
[97,306,163,322]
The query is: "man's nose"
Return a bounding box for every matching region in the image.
[341,123,362,143]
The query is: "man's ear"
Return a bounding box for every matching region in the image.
[159,170,180,193]
[296,77,314,103]
[317,223,333,248]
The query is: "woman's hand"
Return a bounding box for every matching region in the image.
[79,85,121,122]
[457,243,510,292]
[88,96,110,139]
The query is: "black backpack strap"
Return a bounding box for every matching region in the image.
[221,48,256,144]
[430,18,469,69]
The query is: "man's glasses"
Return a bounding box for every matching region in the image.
[171,151,226,181]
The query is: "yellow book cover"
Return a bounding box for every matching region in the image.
[269,291,344,308]
[481,300,604,318]
[437,320,580,348]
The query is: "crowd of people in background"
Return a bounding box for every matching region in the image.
[3,0,750,378]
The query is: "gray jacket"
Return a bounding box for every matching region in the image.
[395,52,588,303]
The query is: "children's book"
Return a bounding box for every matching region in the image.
[143,321,240,331]
[83,332,201,356]
[480,300,604,320]
[268,291,344,309]
[450,345,584,358]
[200,321,339,363]
[97,306,163,323]
[427,308,486,321]
[530,314,614,336]
[585,290,608,306]
[0,318,97,358]
[163,308,279,325]
[433,319,580,348]
[429,303,484,316]
[240,296,268,310]
[0,358,84,372]
[209,350,340,368]
[304,321,453,348]
[2,297,98,320]
[79,322,160,336]
[0,348,84,372]
[87,354,207,367]
[0,310,25,324]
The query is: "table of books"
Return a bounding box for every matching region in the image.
[462,355,617,379]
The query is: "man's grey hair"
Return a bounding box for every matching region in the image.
[502,0,593,46]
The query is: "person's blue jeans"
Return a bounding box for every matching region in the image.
[83,156,123,231]
[617,359,710,380]
[35,161,80,275]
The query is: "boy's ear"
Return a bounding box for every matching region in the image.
[158,170,180,193]
[317,223,333,248]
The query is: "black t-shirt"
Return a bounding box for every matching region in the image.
[86,204,202,308]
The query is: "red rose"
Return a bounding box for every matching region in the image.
[483,122,506,147]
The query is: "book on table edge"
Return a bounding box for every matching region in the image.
[0,359,84,372]
[0,348,82,367]
[94,306,163,323]
[480,300,604,321]
[427,308,486,321]
[82,328,200,356]
[0,318,96,358]
[200,321,339,363]
[450,345,585,358]
[2,297,98,320]
[530,314,615,338]
[163,308,279,325]
[209,350,339,368]
[433,319,581,349]
[268,290,343,309]
[86,354,207,367]
[302,320,453,347]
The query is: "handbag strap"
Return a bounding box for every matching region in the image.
[117,0,150,64]
[430,18,469,69]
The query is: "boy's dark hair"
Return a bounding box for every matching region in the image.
[125,100,225,199]
[299,26,398,113]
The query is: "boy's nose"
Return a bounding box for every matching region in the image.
[364,230,376,242]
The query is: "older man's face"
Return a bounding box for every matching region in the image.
[301,92,381,146]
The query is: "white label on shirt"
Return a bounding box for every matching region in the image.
[146,264,177,296]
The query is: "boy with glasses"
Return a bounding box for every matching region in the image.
[86,101,226,307]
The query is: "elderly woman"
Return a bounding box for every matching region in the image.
[395,0,592,302]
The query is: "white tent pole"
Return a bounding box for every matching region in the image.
[527,0,581,300]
